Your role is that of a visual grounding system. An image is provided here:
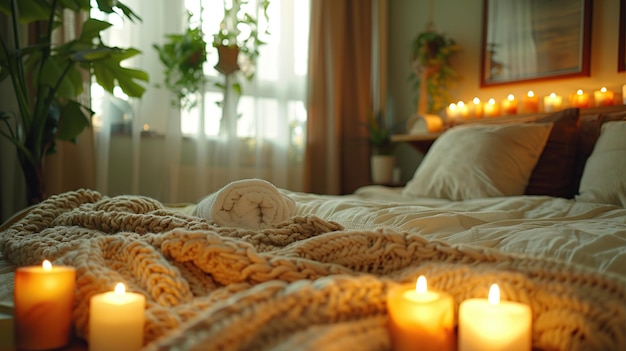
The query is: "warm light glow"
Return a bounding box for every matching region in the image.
[549,92,557,98]
[114,283,126,295]
[42,260,52,270]
[457,101,465,108]
[416,275,428,294]
[600,87,607,93]
[472,97,480,104]
[577,89,584,95]
[142,124,150,131]
[488,284,500,304]
[527,90,535,98]
[488,98,496,105]
[507,94,515,101]
[448,103,457,111]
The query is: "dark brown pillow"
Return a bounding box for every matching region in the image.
[524,108,580,198]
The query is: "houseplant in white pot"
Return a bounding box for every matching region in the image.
[366,111,400,184]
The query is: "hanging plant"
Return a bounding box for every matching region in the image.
[212,0,270,95]
[410,30,461,115]
[153,14,208,111]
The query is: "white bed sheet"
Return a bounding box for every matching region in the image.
[288,185,626,277]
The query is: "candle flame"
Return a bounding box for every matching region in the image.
[415,275,428,294]
[527,90,535,97]
[448,103,457,110]
[488,98,496,105]
[600,87,607,93]
[577,89,583,95]
[488,284,500,304]
[42,260,52,270]
[549,92,557,98]
[507,94,515,101]
[457,101,465,108]
[115,282,126,295]
[472,97,480,104]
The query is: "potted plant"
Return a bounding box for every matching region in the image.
[365,111,403,184]
[0,0,148,205]
[410,29,461,115]
[212,0,270,94]
[153,13,208,110]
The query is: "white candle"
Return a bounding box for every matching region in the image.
[483,98,500,117]
[14,260,76,350]
[459,284,532,351]
[89,282,146,351]
[387,276,455,351]
[543,93,562,112]
[446,102,459,121]
[470,97,483,118]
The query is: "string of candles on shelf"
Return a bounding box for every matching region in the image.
[446,86,621,121]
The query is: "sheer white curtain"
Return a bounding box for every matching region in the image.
[92,0,308,203]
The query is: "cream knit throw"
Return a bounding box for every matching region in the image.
[0,189,623,350]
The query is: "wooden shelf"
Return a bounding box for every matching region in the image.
[391,133,441,154]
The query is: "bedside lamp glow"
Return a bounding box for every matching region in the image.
[459,284,532,351]
[387,276,455,351]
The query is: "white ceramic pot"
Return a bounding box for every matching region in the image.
[370,155,395,184]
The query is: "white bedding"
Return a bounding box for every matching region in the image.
[289,185,626,277]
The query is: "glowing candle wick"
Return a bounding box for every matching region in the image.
[114,282,126,295]
[488,284,500,304]
[42,260,52,270]
[416,275,427,294]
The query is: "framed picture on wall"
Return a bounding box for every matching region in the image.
[617,0,626,72]
[480,0,592,86]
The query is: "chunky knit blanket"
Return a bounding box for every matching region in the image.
[0,189,624,350]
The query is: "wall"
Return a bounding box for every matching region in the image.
[388,0,625,182]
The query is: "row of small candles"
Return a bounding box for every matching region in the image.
[13,260,145,351]
[14,262,530,351]
[447,87,619,120]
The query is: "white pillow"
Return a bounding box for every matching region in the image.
[402,123,553,200]
[576,121,626,207]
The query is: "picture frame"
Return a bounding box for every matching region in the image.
[480,0,592,87]
[617,0,626,72]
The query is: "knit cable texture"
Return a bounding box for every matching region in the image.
[0,189,623,351]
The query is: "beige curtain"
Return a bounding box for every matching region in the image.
[305,0,373,194]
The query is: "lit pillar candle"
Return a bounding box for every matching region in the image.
[543,93,562,112]
[594,87,615,107]
[89,282,146,351]
[521,90,539,114]
[457,101,470,119]
[483,98,500,117]
[459,284,532,351]
[569,89,590,108]
[470,97,483,118]
[387,276,455,351]
[14,260,76,350]
[446,102,459,121]
[501,94,518,115]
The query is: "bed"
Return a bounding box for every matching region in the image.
[0,107,625,350]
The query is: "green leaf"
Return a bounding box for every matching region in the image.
[79,19,113,43]
[90,48,148,97]
[56,100,91,142]
[0,0,50,23]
